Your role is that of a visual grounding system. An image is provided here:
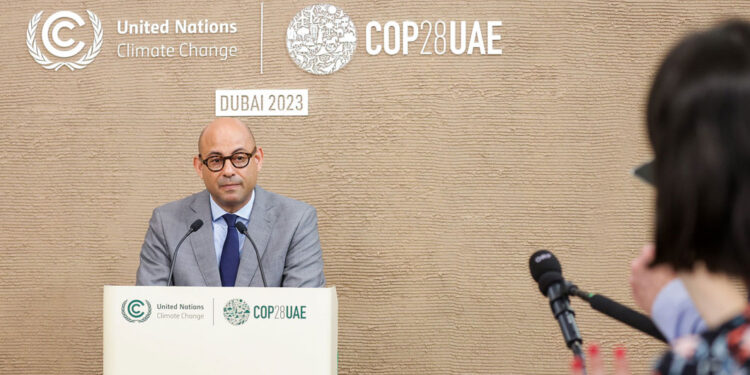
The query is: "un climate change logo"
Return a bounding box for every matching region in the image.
[286,4,356,75]
[26,10,103,71]
[223,299,251,326]
[121,299,152,323]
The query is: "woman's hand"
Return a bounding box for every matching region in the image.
[571,344,630,375]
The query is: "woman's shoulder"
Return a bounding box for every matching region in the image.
[654,311,750,374]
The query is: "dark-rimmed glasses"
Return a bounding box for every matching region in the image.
[200,147,257,172]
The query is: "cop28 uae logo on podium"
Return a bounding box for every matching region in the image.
[223,299,251,326]
[26,10,103,71]
[121,299,152,323]
[286,4,356,75]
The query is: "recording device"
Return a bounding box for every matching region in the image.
[167,219,204,287]
[530,250,667,344]
[529,250,585,360]
[235,222,268,287]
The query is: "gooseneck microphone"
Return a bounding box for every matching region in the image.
[529,250,586,364]
[167,219,204,287]
[234,222,267,287]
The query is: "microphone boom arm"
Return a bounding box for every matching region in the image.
[567,283,667,343]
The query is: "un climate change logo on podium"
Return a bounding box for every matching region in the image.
[286,4,356,75]
[121,299,152,323]
[26,10,103,71]
[223,299,251,326]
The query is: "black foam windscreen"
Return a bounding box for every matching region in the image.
[190,219,204,232]
[529,250,562,282]
[235,221,248,234]
[537,271,563,296]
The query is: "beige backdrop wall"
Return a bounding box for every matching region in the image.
[1,1,747,374]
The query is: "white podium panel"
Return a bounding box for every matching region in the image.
[104,286,337,375]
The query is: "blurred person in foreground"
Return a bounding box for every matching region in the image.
[576,20,750,374]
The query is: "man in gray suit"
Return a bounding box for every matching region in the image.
[136,118,325,287]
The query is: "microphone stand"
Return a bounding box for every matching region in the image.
[547,281,587,373]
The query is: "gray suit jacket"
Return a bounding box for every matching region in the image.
[136,186,325,287]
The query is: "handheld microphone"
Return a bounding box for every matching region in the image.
[529,250,585,360]
[234,222,267,287]
[167,219,203,287]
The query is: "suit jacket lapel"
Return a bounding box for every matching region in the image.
[235,186,274,287]
[189,190,222,286]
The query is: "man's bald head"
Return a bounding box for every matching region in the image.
[198,118,256,154]
[193,118,264,213]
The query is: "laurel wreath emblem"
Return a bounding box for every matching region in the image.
[121,299,152,323]
[26,10,103,71]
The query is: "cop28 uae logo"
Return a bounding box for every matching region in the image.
[223,299,251,326]
[286,4,356,75]
[121,299,152,323]
[26,10,103,71]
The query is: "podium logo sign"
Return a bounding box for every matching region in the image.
[286,4,357,75]
[223,299,251,325]
[26,10,103,71]
[121,299,152,323]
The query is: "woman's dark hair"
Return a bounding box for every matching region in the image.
[647,20,750,276]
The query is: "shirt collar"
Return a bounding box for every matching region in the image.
[209,188,255,223]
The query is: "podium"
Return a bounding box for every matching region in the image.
[103,286,337,374]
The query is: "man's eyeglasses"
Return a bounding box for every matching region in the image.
[200,147,257,172]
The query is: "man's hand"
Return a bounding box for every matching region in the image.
[629,244,675,314]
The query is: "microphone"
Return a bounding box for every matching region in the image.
[529,250,585,359]
[568,286,667,343]
[234,222,267,287]
[167,219,203,287]
[530,250,668,344]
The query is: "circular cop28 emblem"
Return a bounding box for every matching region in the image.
[121,299,152,323]
[223,299,251,326]
[286,4,356,75]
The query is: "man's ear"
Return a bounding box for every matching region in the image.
[193,155,204,178]
[255,147,264,172]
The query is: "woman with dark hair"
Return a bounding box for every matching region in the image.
[573,20,750,374]
[647,19,750,374]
